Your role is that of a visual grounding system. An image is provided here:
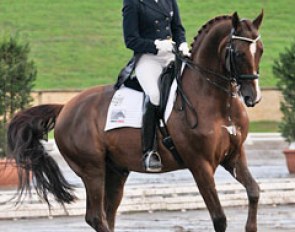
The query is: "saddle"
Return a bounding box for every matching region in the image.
[114,59,179,119]
[114,56,184,164]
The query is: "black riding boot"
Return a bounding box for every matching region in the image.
[142,98,162,172]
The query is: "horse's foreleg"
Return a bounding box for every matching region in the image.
[232,148,260,232]
[190,161,227,232]
[104,165,129,231]
[81,163,110,232]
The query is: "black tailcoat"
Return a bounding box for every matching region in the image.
[123,0,186,54]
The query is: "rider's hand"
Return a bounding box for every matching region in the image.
[154,39,175,54]
[179,42,191,57]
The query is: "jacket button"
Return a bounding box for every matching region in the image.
[155,20,159,24]
[157,29,160,32]
[166,17,169,21]
[166,26,170,30]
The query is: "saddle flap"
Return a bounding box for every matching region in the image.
[159,61,176,118]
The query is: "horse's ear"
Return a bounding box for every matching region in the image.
[232,12,241,31]
[253,9,264,29]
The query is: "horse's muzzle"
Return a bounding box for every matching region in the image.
[243,95,262,107]
[244,96,255,107]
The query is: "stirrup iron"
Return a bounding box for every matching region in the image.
[144,150,162,172]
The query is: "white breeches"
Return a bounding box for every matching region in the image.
[135,51,174,106]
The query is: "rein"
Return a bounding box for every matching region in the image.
[178,55,234,96]
[173,53,199,129]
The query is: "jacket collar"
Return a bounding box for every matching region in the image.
[140,0,170,17]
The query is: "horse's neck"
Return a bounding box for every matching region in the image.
[181,21,232,112]
[193,22,230,71]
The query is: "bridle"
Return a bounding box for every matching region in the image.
[175,29,262,95]
[225,30,261,83]
[173,29,262,129]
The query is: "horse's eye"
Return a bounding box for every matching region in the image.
[235,51,244,58]
[235,51,247,62]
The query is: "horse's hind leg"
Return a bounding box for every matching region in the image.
[190,160,227,232]
[104,164,129,231]
[81,162,110,232]
[225,148,259,232]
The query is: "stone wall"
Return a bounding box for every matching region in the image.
[31,88,282,121]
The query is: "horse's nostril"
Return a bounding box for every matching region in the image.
[244,96,254,107]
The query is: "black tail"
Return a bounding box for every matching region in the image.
[7,104,76,205]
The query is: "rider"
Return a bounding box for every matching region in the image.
[122,0,190,172]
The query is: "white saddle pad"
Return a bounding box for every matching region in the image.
[104,80,177,131]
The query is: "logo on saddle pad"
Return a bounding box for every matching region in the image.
[111,110,126,123]
[110,94,126,123]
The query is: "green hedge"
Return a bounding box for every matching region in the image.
[0,35,36,157]
[274,41,295,142]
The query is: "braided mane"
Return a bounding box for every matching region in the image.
[190,15,232,54]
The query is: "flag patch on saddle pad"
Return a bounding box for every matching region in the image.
[104,81,177,131]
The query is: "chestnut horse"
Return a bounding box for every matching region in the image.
[7,11,264,232]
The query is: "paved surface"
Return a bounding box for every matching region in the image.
[0,205,295,232]
[0,133,295,231]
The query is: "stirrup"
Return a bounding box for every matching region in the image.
[144,150,162,173]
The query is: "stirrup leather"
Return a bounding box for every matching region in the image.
[144,150,162,172]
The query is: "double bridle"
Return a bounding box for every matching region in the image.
[174,30,262,129]
[226,30,261,82]
[176,29,262,95]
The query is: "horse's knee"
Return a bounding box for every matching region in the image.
[85,215,110,232]
[213,215,227,232]
[249,192,259,205]
[248,183,260,204]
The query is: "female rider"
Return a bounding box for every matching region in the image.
[122,0,190,172]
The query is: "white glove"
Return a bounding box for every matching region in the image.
[179,42,191,57]
[154,39,175,53]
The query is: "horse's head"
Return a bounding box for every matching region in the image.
[224,11,264,107]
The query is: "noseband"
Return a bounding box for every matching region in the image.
[226,31,261,82]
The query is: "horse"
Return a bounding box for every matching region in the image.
[7,11,264,232]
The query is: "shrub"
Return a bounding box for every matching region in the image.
[0,35,37,157]
[273,41,295,143]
